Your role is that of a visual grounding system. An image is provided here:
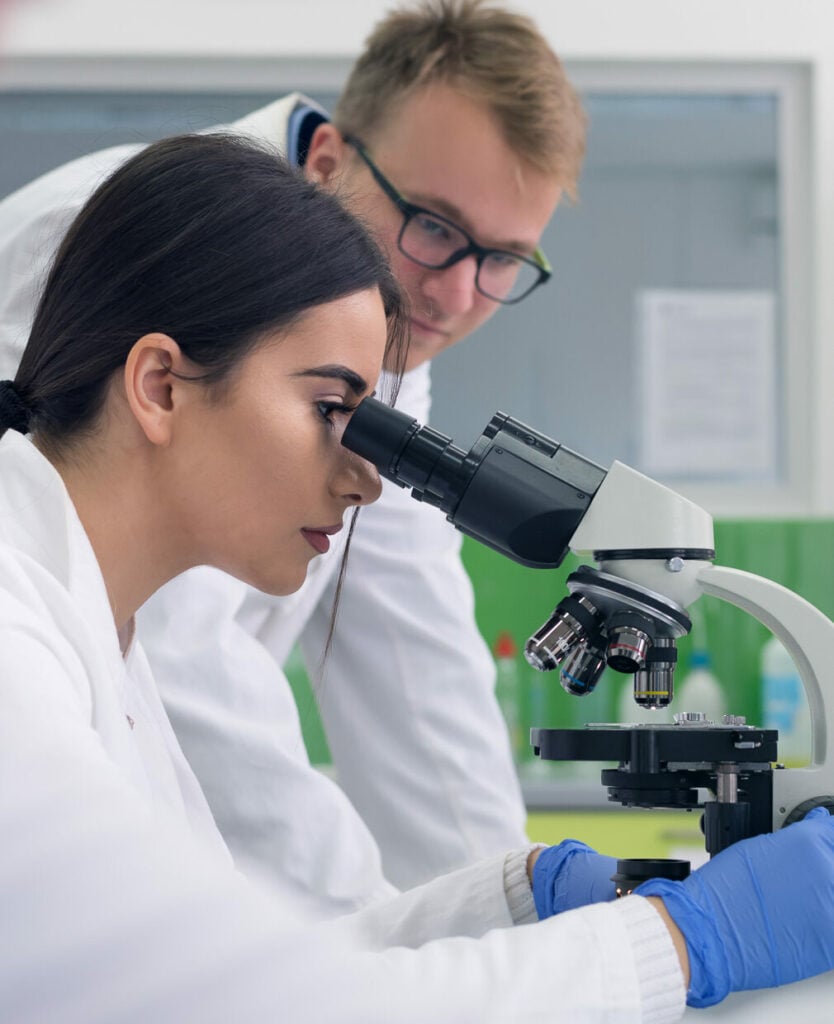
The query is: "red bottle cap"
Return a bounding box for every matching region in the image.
[494,631,517,658]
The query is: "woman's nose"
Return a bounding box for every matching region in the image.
[338,451,382,507]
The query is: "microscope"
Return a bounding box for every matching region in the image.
[342,398,834,859]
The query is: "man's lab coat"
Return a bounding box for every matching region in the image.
[0,428,684,1023]
[0,93,528,909]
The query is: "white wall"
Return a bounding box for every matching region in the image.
[0,1,829,60]
[3,0,834,511]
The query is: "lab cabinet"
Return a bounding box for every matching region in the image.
[0,60,811,515]
[427,63,810,519]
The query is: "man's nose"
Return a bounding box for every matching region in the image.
[421,254,479,316]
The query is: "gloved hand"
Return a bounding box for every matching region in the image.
[532,839,618,918]
[636,807,834,1008]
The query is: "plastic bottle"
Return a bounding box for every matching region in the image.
[760,635,812,767]
[524,650,572,780]
[494,632,524,763]
[675,649,727,723]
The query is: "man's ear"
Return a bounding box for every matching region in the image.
[304,122,350,187]
[123,333,187,447]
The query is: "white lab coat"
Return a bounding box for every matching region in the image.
[0,93,527,908]
[0,429,685,1023]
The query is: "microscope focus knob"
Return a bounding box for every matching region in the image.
[673,711,708,726]
[782,795,834,828]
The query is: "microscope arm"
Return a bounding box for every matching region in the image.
[568,459,716,608]
[697,564,834,827]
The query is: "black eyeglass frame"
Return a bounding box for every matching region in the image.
[343,134,552,305]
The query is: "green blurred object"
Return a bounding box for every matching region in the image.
[526,809,706,861]
[284,644,332,766]
[288,519,834,791]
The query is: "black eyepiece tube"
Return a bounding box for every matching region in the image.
[339,399,420,484]
[342,396,607,569]
[341,397,468,510]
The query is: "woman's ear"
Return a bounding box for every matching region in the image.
[123,333,185,447]
[304,123,350,187]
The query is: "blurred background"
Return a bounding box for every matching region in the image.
[3,0,834,849]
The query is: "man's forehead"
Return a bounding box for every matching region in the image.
[368,82,561,249]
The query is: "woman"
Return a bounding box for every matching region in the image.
[0,133,832,1024]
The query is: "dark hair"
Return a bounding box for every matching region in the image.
[2,132,407,447]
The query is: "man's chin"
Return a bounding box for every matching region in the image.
[404,325,454,369]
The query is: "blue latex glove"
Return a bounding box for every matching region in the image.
[636,807,834,1008]
[532,839,618,918]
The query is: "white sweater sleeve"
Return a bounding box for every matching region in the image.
[0,588,684,1024]
[1,769,686,1024]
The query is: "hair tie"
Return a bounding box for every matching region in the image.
[0,380,32,434]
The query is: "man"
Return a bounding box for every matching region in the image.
[0,0,585,912]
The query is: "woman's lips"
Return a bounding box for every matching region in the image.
[301,524,342,555]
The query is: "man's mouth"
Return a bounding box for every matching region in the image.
[409,315,448,338]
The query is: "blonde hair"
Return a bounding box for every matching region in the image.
[334,0,586,199]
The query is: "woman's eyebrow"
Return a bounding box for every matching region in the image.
[292,365,369,396]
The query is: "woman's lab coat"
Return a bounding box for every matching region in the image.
[0,429,684,1023]
[0,93,528,910]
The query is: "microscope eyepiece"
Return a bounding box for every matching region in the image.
[341,397,606,568]
[340,399,470,514]
[339,399,421,483]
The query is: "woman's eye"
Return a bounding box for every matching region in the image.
[316,400,358,427]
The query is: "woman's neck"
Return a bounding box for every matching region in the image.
[44,437,194,633]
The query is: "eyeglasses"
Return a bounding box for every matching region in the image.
[343,135,552,305]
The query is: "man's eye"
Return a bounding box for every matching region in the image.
[414,213,453,242]
[485,251,522,270]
